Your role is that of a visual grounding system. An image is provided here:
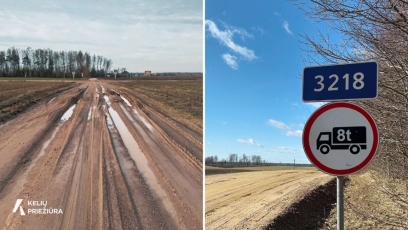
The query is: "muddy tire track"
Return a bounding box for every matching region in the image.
[0,88,85,194]
[106,96,202,228]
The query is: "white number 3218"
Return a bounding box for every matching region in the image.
[314,73,365,92]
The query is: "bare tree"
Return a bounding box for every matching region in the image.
[0,51,5,76]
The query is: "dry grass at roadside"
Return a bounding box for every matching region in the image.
[321,170,408,229]
[205,166,317,175]
[115,79,202,129]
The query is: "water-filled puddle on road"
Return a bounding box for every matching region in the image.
[106,108,160,189]
[87,107,92,120]
[100,85,106,94]
[38,124,61,158]
[104,97,172,211]
[48,97,56,104]
[103,95,111,106]
[120,95,132,107]
[61,104,76,121]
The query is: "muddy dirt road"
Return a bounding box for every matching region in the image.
[0,79,202,229]
[205,169,331,230]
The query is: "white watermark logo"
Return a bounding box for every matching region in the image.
[12,199,25,216]
[12,199,63,215]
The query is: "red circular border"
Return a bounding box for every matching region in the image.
[302,102,379,176]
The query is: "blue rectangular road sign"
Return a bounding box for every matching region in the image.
[303,62,378,102]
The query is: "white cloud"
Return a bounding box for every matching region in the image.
[222,22,254,40]
[0,0,202,72]
[252,26,265,35]
[267,119,290,130]
[266,146,303,155]
[237,138,263,148]
[286,130,303,137]
[205,20,257,69]
[222,53,238,70]
[283,21,293,35]
[268,119,303,137]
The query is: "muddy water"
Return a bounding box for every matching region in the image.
[107,108,161,192]
[87,107,92,121]
[38,124,61,159]
[132,108,154,131]
[100,85,105,94]
[61,104,76,121]
[103,97,176,221]
[103,96,111,106]
[48,97,56,104]
[120,95,132,107]
[119,96,153,131]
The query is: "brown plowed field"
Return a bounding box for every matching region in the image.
[205,168,331,230]
[0,78,202,230]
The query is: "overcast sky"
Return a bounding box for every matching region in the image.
[0,0,203,72]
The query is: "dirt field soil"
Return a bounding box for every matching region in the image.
[205,169,331,230]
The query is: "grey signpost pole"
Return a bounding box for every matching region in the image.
[337,176,344,230]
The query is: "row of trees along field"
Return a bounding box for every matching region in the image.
[295,0,408,228]
[206,154,265,167]
[0,47,112,78]
[205,154,313,167]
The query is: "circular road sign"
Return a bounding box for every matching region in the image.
[303,102,379,176]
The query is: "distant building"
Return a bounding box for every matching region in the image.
[144,71,151,76]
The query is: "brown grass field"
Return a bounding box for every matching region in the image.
[321,170,408,229]
[114,78,203,130]
[0,81,74,123]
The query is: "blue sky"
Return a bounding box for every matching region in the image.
[0,0,202,72]
[205,0,331,164]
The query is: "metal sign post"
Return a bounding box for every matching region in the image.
[337,176,344,230]
[302,62,379,230]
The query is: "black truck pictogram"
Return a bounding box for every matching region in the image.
[317,126,367,154]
